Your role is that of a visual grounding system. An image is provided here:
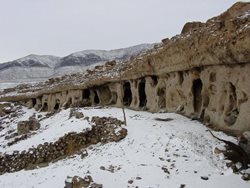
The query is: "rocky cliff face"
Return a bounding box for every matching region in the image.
[0,2,250,133]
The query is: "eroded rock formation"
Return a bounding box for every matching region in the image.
[0,2,250,133]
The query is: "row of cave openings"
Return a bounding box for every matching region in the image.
[30,78,148,111]
[30,76,207,115]
[123,78,147,108]
[73,78,148,109]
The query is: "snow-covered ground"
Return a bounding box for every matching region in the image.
[0,106,249,188]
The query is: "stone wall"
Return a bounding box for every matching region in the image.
[0,117,127,175]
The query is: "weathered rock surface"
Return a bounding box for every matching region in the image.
[0,2,250,133]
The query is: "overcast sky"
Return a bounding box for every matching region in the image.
[0,0,245,62]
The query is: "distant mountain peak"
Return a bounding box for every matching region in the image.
[0,43,155,82]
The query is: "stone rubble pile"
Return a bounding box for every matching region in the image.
[0,116,127,175]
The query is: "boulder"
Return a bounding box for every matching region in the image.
[69,109,84,119]
[64,175,102,188]
[71,175,93,188]
[239,131,250,157]
[17,119,40,135]
[0,103,13,117]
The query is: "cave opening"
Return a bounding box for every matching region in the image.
[178,72,184,85]
[54,99,60,110]
[42,102,48,111]
[32,98,36,107]
[123,82,132,106]
[151,76,158,86]
[94,91,100,104]
[82,89,90,99]
[192,79,203,113]
[139,79,147,108]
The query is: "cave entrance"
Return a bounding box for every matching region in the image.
[123,82,132,106]
[54,99,60,110]
[94,91,100,104]
[32,98,36,107]
[83,89,90,99]
[42,102,48,111]
[151,76,158,86]
[139,79,147,108]
[192,79,203,113]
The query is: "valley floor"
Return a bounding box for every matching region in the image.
[0,106,249,188]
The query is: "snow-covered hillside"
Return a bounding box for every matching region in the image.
[0,105,249,188]
[0,44,154,82]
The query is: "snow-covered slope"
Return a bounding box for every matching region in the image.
[0,106,249,188]
[0,54,60,70]
[0,44,154,82]
[0,55,61,82]
[66,43,154,62]
[54,43,154,76]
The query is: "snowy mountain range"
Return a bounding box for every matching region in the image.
[0,44,154,82]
